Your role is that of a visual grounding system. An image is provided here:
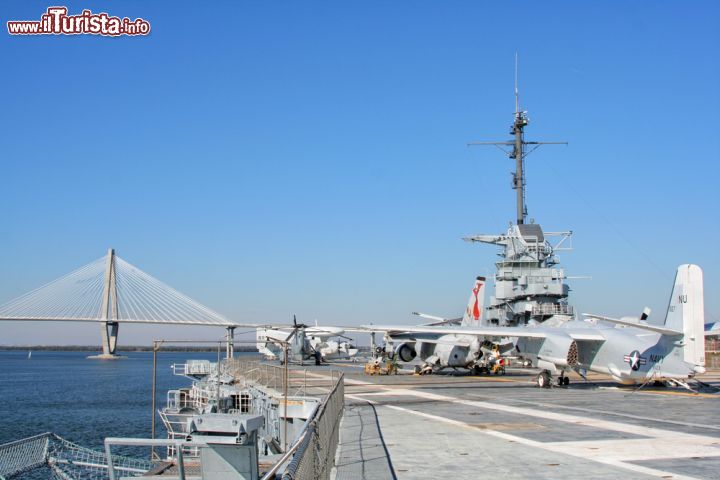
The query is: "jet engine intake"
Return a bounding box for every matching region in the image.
[395,343,417,362]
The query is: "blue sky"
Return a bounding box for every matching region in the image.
[0,1,718,345]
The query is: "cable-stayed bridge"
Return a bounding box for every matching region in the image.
[0,249,256,358]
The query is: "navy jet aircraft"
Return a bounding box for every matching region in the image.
[366,264,706,388]
[379,277,515,374]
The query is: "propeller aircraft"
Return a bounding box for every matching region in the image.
[256,316,358,365]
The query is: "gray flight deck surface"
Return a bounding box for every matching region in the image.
[306,362,720,480]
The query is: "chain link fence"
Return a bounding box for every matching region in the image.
[221,358,341,397]
[281,372,344,480]
[222,359,294,392]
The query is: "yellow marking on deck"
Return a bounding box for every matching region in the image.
[635,389,719,399]
[463,376,523,384]
[342,377,522,391]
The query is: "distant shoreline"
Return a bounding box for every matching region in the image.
[0,345,260,352]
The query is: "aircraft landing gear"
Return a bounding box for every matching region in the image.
[557,373,570,386]
[314,351,322,366]
[536,370,552,388]
[414,364,433,375]
[472,364,490,376]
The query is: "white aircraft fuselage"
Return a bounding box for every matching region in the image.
[516,320,704,385]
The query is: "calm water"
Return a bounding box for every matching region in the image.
[0,350,254,449]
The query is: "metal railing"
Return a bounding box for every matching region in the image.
[158,411,200,458]
[532,303,574,316]
[221,359,315,397]
[172,360,215,377]
[104,438,200,480]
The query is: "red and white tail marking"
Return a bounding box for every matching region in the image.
[462,277,486,327]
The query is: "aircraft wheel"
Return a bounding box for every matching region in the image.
[314,351,322,366]
[536,371,551,388]
[563,377,570,386]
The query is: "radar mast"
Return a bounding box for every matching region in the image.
[469,53,567,225]
[464,56,574,327]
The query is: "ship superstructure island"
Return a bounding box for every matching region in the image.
[467,67,573,327]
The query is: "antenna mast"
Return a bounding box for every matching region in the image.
[469,54,567,225]
[515,52,519,114]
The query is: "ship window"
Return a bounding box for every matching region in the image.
[240,394,251,413]
[229,394,251,413]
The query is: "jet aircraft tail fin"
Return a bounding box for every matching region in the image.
[461,277,486,327]
[664,264,705,367]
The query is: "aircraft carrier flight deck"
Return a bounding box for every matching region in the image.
[314,362,720,480]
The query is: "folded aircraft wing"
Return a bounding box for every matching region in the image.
[412,312,447,322]
[362,324,547,338]
[337,326,378,333]
[384,331,473,347]
[412,312,463,326]
[363,324,607,342]
[582,314,682,336]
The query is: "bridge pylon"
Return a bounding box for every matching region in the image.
[88,249,124,360]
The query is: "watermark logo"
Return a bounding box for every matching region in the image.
[8,7,150,36]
